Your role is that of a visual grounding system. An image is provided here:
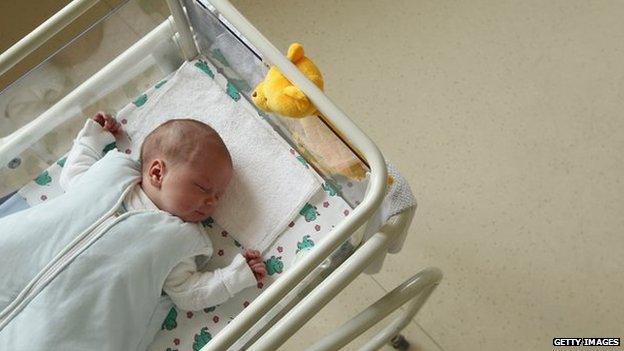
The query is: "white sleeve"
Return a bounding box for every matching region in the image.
[163,253,258,311]
[59,119,116,191]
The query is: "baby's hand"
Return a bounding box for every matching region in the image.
[92,112,121,135]
[243,249,267,282]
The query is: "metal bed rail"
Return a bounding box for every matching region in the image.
[308,266,442,351]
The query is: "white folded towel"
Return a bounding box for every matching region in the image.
[122,59,320,252]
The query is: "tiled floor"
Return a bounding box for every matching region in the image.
[3,0,624,350]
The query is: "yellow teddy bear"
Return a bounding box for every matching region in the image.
[251,43,392,184]
[251,43,323,118]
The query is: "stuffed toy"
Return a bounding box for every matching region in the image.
[251,43,323,118]
[252,43,377,182]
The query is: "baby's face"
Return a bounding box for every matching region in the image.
[158,152,233,223]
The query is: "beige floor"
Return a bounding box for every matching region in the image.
[2,0,624,350]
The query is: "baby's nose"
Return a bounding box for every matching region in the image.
[204,195,217,206]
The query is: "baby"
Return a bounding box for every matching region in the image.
[64,112,267,309]
[0,113,266,349]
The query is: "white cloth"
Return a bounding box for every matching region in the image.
[60,119,257,311]
[363,162,417,274]
[123,59,320,252]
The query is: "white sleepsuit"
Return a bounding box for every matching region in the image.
[59,119,256,311]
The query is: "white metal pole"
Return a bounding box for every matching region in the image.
[307,268,442,351]
[165,0,199,60]
[359,283,440,351]
[0,0,100,77]
[201,1,388,350]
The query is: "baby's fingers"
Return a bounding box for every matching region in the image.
[242,249,254,259]
[103,116,113,128]
[252,268,266,282]
[247,259,259,267]
[245,250,260,260]
[92,112,106,127]
[252,263,266,274]
[107,122,119,133]
[253,272,264,282]
[105,116,121,134]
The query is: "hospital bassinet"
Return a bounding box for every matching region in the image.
[0,0,442,350]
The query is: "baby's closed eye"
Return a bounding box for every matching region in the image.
[194,182,212,193]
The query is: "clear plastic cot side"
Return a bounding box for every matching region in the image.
[0,0,371,214]
[0,0,182,198]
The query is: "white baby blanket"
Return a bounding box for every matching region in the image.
[121,59,320,252]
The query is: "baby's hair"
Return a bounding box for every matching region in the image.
[140,119,232,171]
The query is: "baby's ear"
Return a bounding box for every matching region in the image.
[148,159,166,188]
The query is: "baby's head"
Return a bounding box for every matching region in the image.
[140,119,233,223]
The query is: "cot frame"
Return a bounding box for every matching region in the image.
[0,0,442,350]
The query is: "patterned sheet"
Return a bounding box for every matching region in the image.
[12,57,357,350]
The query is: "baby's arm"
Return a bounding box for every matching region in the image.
[59,112,120,191]
[163,252,258,312]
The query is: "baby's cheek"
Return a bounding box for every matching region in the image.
[163,191,189,213]
[175,195,196,213]
[186,193,205,211]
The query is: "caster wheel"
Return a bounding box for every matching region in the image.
[390,334,410,350]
